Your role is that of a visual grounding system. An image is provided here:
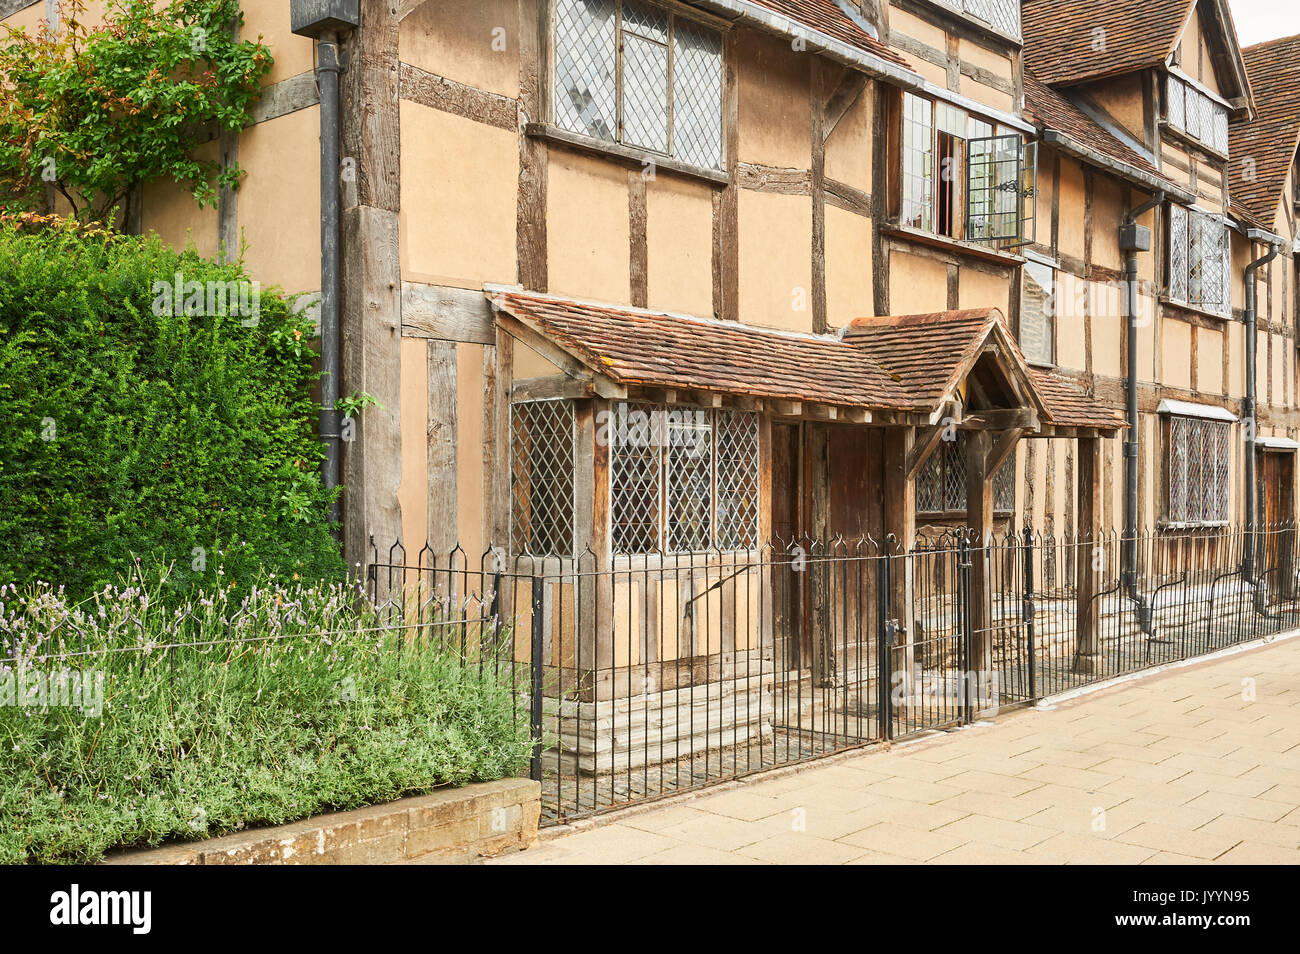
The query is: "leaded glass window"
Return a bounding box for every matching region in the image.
[1166,416,1231,525]
[511,400,577,555]
[553,0,723,169]
[1169,204,1230,315]
[609,403,758,553]
[917,433,1015,514]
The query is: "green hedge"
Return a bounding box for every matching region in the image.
[0,578,533,864]
[0,219,343,595]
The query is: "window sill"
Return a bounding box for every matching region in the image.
[611,549,762,571]
[882,223,1025,267]
[1157,521,1230,531]
[901,0,1022,51]
[1158,295,1232,323]
[918,511,1015,519]
[1157,121,1228,161]
[525,122,729,187]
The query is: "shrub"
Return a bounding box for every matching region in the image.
[0,576,533,864]
[0,219,343,596]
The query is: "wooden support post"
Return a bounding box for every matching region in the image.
[573,402,603,688]
[1074,436,1103,674]
[807,423,831,684]
[966,430,994,678]
[884,426,917,705]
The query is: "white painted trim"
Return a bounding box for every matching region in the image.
[1256,436,1300,451]
[1021,248,1059,268]
[1156,398,1237,422]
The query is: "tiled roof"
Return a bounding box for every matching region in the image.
[1023,71,1180,193]
[1228,35,1300,226]
[490,291,1123,431]
[1022,0,1192,86]
[841,309,1012,412]
[490,290,913,410]
[1029,370,1127,430]
[746,0,910,68]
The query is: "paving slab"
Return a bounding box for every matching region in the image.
[488,635,1300,865]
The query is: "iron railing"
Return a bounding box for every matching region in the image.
[366,521,1300,825]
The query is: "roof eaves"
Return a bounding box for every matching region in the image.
[1039,129,1194,203]
[692,0,1035,133]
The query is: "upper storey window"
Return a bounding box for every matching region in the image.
[553,0,724,169]
[929,0,1020,39]
[1164,73,1229,155]
[1168,204,1230,317]
[895,91,1036,248]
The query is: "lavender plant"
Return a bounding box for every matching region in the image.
[0,572,531,864]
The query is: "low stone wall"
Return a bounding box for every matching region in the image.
[103,778,540,865]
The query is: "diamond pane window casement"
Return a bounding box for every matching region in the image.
[1168,204,1230,316]
[1164,73,1230,156]
[609,402,758,554]
[553,0,723,169]
[511,400,577,556]
[967,133,1036,247]
[1019,259,1055,367]
[930,0,1020,37]
[1164,414,1231,526]
[917,432,1015,515]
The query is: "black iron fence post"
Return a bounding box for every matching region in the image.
[958,535,974,725]
[529,576,544,784]
[1023,526,1037,702]
[877,547,893,741]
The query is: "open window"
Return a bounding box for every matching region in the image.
[893,90,1036,247]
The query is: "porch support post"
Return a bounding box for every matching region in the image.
[884,426,917,704]
[966,430,994,677]
[573,401,603,699]
[1074,435,1103,674]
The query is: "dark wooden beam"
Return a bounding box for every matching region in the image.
[966,430,994,679]
[961,407,1040,431]
[905,423,948,479]
[1073,436,1103,674]
[822,69,868,143]
[985,428,1023,474]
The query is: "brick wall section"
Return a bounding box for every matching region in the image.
[103,779,540,866]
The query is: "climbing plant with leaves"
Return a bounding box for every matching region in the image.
[0,0,272,224]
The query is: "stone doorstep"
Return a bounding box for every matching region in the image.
[101,778,541,866]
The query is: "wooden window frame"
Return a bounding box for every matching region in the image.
[545,0,728,170]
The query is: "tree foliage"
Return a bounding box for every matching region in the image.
[0,0,272,223]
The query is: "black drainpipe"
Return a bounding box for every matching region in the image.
[1243,231,1283,583]
[290,2,359,531]
[1119,191,1164,605]
[317,30,343,526]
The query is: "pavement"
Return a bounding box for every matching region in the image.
[489,633,1300,864]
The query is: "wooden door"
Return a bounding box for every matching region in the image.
[1260,450,1295,598]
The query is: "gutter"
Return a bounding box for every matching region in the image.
[687,0,1034,134]
[1041,130,1194,204]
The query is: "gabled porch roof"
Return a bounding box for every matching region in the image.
[487,287,1123,435]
